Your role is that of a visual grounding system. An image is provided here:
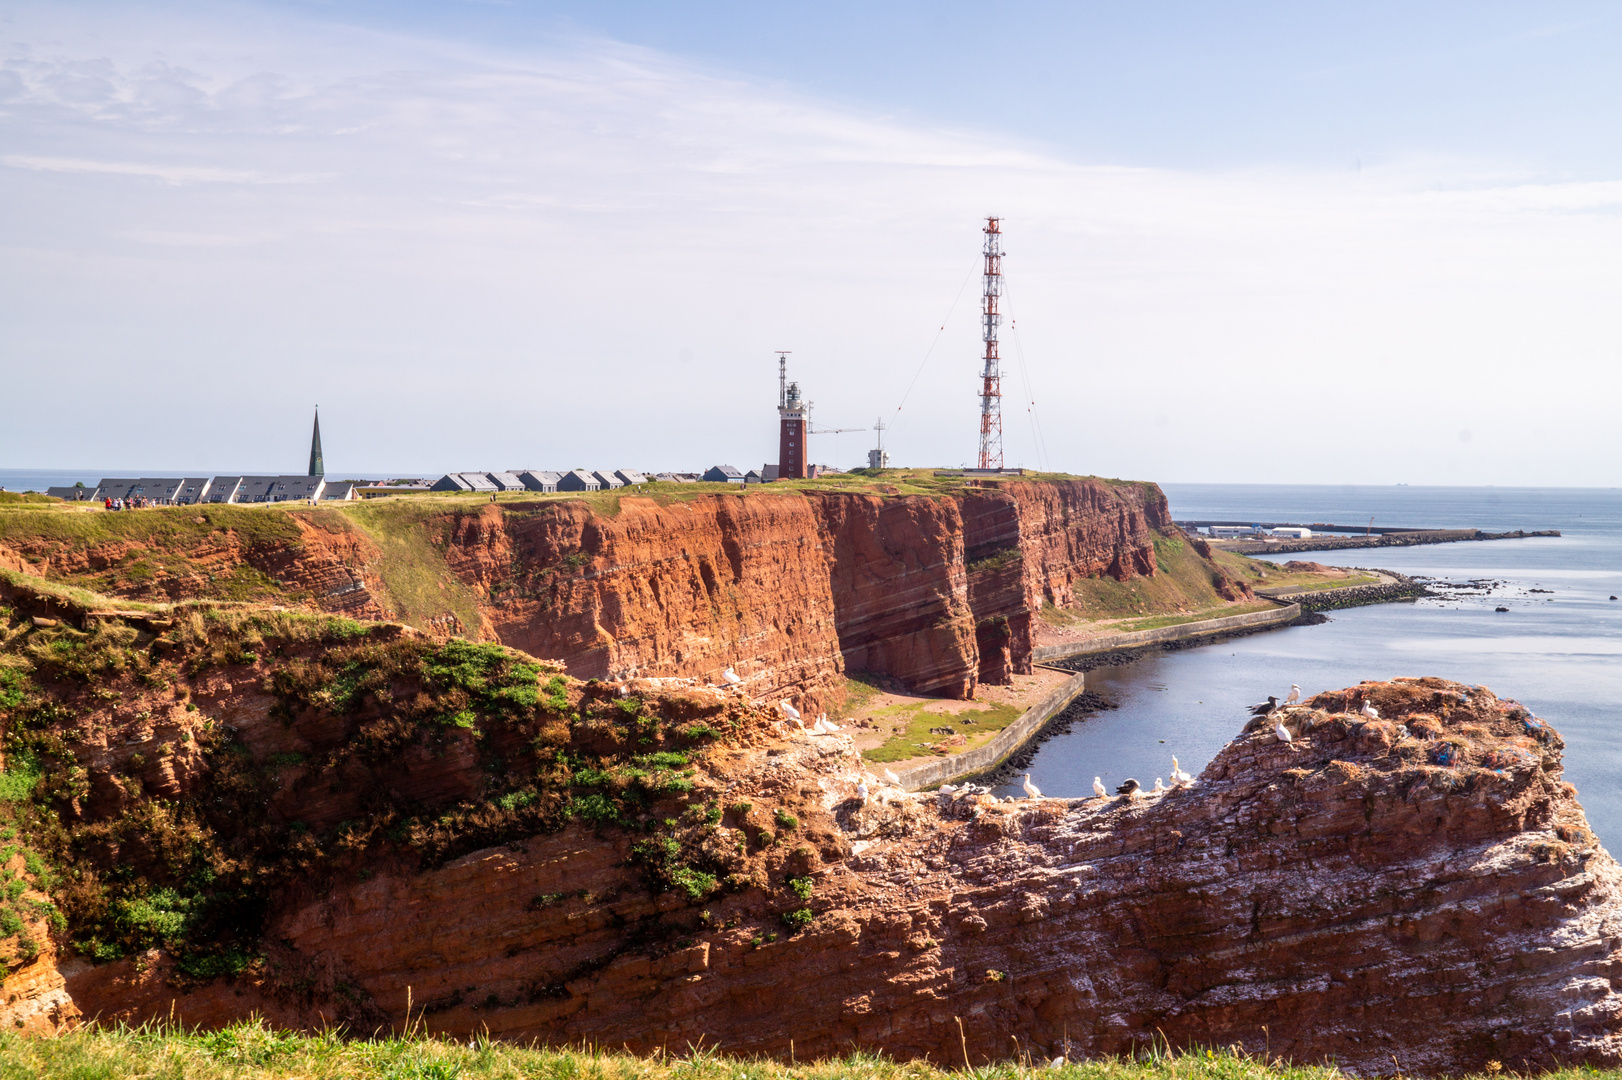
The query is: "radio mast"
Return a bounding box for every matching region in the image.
[976,217,1003,470]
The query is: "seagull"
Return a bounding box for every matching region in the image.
[1274,719,1293,744]
[780,700,801,721]
[1116,778,1142,798]
[721,667,742,686]
[940,784,957,793]
[1022,773,1042,800]
[1153,777,1165,794]
[882,767,902,786]
[1361,700,1380,720]
[1249,695,1280,717]
[1170,755,1194,787]
[1284,684,1301,706]
[1093,776,1107,799]
[856,780,869,804]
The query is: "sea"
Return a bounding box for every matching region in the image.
[993,484,1622,849]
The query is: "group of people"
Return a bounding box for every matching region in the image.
[104,496,152,510]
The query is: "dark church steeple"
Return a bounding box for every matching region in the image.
[308,407,325,477]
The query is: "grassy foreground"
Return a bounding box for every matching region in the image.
[0,1022,1541,1080]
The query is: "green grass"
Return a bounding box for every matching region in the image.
[1041,532,1244,628]
[0,492,57,505]
[862,699,1024,764]
[340,501,485,635]
[1108,600,1282,633]
[0,503,304,550]
[0,1021,1553,1079]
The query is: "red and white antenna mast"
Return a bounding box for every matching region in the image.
[977,216,1004,470]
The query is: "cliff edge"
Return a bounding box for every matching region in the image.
[0,476,1248,708]
[0,583,1615,1073]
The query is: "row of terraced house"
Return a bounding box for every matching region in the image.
[45,476,361,505]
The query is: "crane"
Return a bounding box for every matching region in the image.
[804,399,861,436]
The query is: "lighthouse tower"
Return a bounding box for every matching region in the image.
[776,352,807,480]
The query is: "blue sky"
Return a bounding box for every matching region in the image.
[3,2,1621,483]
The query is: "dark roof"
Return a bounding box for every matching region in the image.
[206,477,244,502]
[456,472,499,492]
[703,465,744,482]
[613,470,647,486]
[320,481,359,500]
[45,486,96,501]
[592,471,624,489]
[430,474,472,492]
[486,472,528,491]
[557,469,600,491]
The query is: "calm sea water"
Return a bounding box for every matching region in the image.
[999,485,1622,849]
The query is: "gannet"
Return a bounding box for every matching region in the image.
[1285,684,1301,706]
[1361,700,1380,720]
[780,700,800,721]
[1093,776,1107,799]
[1022,773,1042,800]
[1249,695,1280,717]
[856,780,869,804]
[1116,778,1142,798]
[721,667,742,686]
[1153,777,1165,794]
[1170,755,1193,787]
[1274,719,1293,744]
[882,767,902,786]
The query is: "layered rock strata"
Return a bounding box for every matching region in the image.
[23,658,1622,1074]
[2,477,1209,704]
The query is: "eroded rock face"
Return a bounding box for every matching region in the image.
[1,478,1194,704]
[46,677,1622,1074]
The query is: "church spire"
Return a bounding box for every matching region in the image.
[308,407,324,477]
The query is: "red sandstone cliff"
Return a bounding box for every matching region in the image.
[15,646,1622,1074]
[0,478,1234,707]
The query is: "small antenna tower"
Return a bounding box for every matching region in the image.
[868,416,889,470]
[977,217,1003,470]
[776,351,791,409]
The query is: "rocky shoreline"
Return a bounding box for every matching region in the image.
[1286,568,1432,612]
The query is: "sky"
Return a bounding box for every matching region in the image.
[3,1,1622,484]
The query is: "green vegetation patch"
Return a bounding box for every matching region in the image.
[862,700,1024,764]
[0,1020,1458,1080]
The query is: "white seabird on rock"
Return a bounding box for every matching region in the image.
[1093,776,1107,799]
[1022,773,1042,800]
[1170,755,1194,787]
[1153,777,1165,794]
[882,767,903,786]
[1116,778,1142,799]
[1285,684,1302,706]
[1275,719,1293,744]
[1361,700,1380,720]
[721,667,742,686]
[780,700,800,721]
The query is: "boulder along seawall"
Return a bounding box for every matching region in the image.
[0,586,1617,1074]
[0,478,1247,709]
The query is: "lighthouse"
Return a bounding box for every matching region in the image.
[776,353,807,480]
